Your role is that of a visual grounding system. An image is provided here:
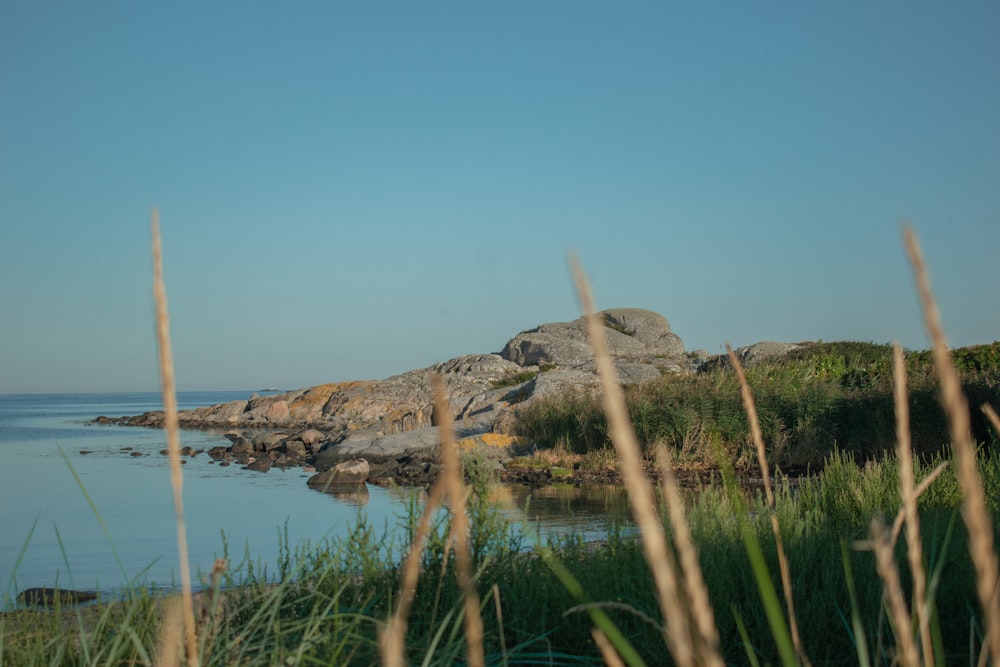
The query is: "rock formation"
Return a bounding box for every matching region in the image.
[101,308,711,486]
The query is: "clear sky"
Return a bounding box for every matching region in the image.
[1,3,998,394]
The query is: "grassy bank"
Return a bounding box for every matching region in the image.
[513,340,1000,469]
[5,222,997,665]
[1,449,997,665]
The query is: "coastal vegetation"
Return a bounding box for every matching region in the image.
[2,224,999,665]
[2,449,998,665]
[513,340,1000,470]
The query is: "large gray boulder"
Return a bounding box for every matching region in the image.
[500,308,684,367]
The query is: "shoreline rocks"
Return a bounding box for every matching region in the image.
[96,308,802,488]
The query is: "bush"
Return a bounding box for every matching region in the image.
[512,341,1000,469]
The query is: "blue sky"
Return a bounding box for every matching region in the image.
[1,3,998,394]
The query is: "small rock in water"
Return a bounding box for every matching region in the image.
[120,447,133,451]
[17,587,99,608]
[244,459,270,473]
[79,450,93,455]
[219,461,230,467]
[130,451,143,457]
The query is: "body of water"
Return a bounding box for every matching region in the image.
[0,392,631,602]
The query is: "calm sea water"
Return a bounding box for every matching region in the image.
[0,392,631,601]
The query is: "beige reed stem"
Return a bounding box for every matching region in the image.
[904,226,1000,664]
[870,516,921,667]
[893,342,933,665]
[435,374,485,667]
[379,480,446,667]
[570,256,699,666]
[656,446,724,667]
[151,210,199,667]
[726,344,809,667]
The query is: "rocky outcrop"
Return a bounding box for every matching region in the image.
[105,308,691,438]
[100,307,731,486]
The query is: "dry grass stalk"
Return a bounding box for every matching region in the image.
[890,461,948,544]
[870,516,921,667]
[570,256,697,666]
[726,344,808,666]
[380,480,447,667]
[493,584,508,660]
[904,226,1000,663]
[195,558,228,655]
[151,210,199,667]
[893,342,934,664]
[591,628,626,667]
[434,374,486,667]
[656,445,724,667]
[983,403,1000,438]
[156,596,184,667]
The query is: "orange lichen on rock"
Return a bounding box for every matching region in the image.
[289,383,356,420]
[456,433,524,451]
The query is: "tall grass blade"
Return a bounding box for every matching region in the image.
[716,442,798,667]
[841,540,872,667]
[982,403,1000,440]
[151,209,199,667]
[870,515,920,666]
[433,373,486,667]
[739,515,799,667]
[539,547,648,667]
[58,445,129,584]
[732,607,762,667]
[4,514,38,605]
[381,479,447,666]
[890,462,949,544]
[571,255,701,666]
[656,445,724,665]
[904,225,1000,663]
[592,628,626,667]
[726,343,808,666]
[893,341,934,664]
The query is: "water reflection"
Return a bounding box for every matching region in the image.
[308,483,370,507]
[356,482,638,543]
[496,484,636,542]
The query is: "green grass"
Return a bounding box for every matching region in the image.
[3,448,998,665]
[513,341,1000,469]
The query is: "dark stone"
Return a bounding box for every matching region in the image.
[284,440,308,458]
[207,446,230,460]
[17,588,98,608]
[254,432,287,452]
[230,438,254,455]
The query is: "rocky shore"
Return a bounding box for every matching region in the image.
[98,308,799,490]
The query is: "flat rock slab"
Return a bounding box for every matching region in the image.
[314,424,528,471]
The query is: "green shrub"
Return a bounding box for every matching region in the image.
[512,341,1000,469]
